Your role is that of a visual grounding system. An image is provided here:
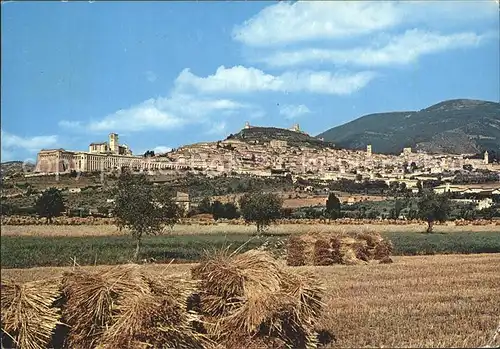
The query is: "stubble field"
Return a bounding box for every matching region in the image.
[2,222,500,237]
[2,254,499,348]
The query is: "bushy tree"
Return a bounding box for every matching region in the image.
[417,190,451,233]
[239,192,283,233]
[223,202,240,219]
[325,193,341,220]
[114,172,181,259]
[211,200,225,220]
[211,200,241,220]
[197,197,212,214]
[35,187,66,223]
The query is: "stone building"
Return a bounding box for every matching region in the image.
[35,133,141,174]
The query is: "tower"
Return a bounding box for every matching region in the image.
[484,151,489,164]
[367,144,372,157]
[109,133,119,154]
[292,123,300,132]
[244,121,250,129]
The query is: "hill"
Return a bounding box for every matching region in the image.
[229,126,335,149]
[0,161,35,177]
[317,99,500,154]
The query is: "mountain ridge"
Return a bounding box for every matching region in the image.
[317,98,500,155]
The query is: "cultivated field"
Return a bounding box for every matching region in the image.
[2,222,500,237]
[2,254,499,348]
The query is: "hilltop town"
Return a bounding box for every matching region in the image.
[32,122,499,187]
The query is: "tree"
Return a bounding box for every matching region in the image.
[417,190,451,233]
[35,187,66,223]
[222,202,240,219]
[239,192,283,233]
[325,193,341,220]
[198,197,212,214]
[211,200,225,220]
[143,150,155,158]
[410,162,418,172]
[114,172,181,260]
[416,180,423,195]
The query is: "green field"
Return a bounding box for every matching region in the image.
[2,231,500,268]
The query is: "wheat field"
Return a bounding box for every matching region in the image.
[2,253,499,348]
[2,222,500,237]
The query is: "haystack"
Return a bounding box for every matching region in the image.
[379,256,394,264]
[356,231,383,248]
[1,278,62,349]
[100,274,213,349]
[61,264,148,348]
[192,248,329,349]
[287,231,392,266]
[374,239,394,260]
[286,235,307,266]
[313,239,334,266]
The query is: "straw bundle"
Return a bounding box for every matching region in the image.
[329,236,343,264]
[313,239,334,266]
[339,245,365,265]
[100,274,212,349]
[61,264,148,348]
[379,256,394,264]
[374,240,394,260]
[353,240,370,262]
[286,235,307,266]
[287,231,393,266]
[192,249,329,349]
[1,278,62,349]
[356,231,383,248]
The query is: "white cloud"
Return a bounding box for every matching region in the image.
[233,1,401,47]
[58,120,83,129]
[152,146,172,154]
[1,129,59,161]
[205,121,227,135]
[145,71,157,83]
[88,99,185,132]
[233,1,498,47]
[260,29,489,68]
[63,93,248,134]
[175,65,376,95]
[1,129,58,152]
[279,104,311,119]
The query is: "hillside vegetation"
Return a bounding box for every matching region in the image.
[231,126,335,148]
[318,99,500,154]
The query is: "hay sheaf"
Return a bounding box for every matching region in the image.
[61,264,148,348]
[1,278,62,349]
[287,231,393,266]
[374,240,394,260]
[192,249,330,349]
[100,274,213,349]
[286,235,307,266]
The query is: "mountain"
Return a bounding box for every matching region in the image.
[228,126,335,149]
[317,99,500,155]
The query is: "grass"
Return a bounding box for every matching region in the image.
[2,231,500,268]
[2,222,500,237]
[0,234,276,268]
[2,254,499,348]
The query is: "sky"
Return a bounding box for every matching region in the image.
[1,0,499,162]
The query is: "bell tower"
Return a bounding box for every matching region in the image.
[109,133,119,154]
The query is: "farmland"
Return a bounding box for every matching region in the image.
[2,254,499,348]
[2,222,500,269]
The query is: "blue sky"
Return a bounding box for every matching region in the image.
[1,0,499,162]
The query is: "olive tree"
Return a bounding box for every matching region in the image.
[35,187,66,223]
[417,190,451,233]
[239,192,283,233]
[113,172,181,260]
